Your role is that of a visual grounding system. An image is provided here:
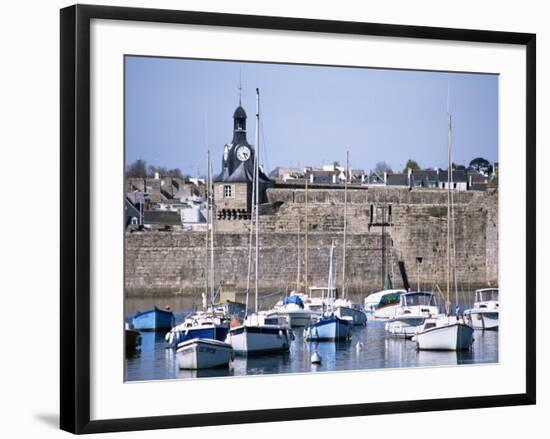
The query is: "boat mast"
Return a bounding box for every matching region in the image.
[342,150,349,300]
[254,88,260,314]
[450,151,459,310]
[328,240,335,312]
[205,151,210,309]
[245,165,256,317]
[209,152,215,308]
[446,93,452,316]
[304,178,309,295]
[296,220,301,292]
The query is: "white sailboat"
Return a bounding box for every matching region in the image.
[267,294,317,327]
[266,215,317,327]
[412,315,474,350]
[333,151,367,326]
[464,288,499,330]
[167,151,231,349]
[413,91,474,351]
[176,338,234,370]
[225,88,294,355]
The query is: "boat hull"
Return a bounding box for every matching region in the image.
[465,311,499,330]
[414,323,474,351]
[166,324,229,347]
[226,325,292,355]
[305,315,352,341]
[132,307,174,331]
[373,304,400,320]
[335,306,367,326]
[125,329,141,353]
[385,316,428,338]
[270,310,315,327]
[176,338,234,369]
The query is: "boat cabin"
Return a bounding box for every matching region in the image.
[401,291,438,308]
[475,288,499,303]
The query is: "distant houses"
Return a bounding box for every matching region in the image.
[126,162,496,229]
[270,164,493,191]
[125,175,208,231]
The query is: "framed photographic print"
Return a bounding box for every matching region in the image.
[60,4,536,434]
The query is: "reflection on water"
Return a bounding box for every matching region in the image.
[125,313,499,382]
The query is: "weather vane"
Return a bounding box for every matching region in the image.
[238,68,243,105]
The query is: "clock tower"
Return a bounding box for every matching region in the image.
[215,100,272,221]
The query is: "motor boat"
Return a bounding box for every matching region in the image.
[464,288,499,330]
[370,289,406,320]
[384,291,441,338]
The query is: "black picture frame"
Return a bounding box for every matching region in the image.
[60,4,536,434]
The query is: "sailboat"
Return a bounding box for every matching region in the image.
[225,88,294,355]
[167,150,230,349]
[412,91,474,351]
[267,188,320,327]
[333,151,368,326]
[305,240,353,341]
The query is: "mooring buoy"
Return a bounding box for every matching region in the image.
[311,352,322,364]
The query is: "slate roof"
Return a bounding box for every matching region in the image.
[366,172,385,184]
[223,162,271,184]
[144,210,181,226]
[386,173,409,186]
[306,170,338,184]
[233,105,247,119]
[438,169,467,183]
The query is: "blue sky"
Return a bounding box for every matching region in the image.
[125,56,498,176]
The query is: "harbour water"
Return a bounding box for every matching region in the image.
[125,296,498,382]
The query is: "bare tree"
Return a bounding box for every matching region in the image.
[373,161,393,176]
[125,159,147,178]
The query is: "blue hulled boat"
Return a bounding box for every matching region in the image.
[131,307,175,331]
[305,313,352,341]
[165,318,230,347]
[304,240,353,341]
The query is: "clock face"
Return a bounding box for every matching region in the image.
[236,146,251,162]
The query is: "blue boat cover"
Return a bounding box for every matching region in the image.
[283,295,304,308]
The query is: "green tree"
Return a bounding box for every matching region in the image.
[469,157,491,174]
[403,159,420,173]
[452,163,466,171]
